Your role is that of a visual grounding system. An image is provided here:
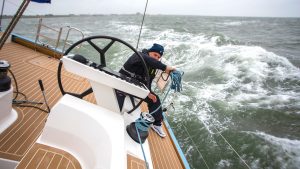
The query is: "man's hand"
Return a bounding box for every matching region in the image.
[165,66,176,74]
[148,93,157,103]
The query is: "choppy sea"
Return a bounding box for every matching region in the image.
[2,15,300,169]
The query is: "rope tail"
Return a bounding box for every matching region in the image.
[170,70,184,93]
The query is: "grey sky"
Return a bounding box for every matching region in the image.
[3,0,300,17]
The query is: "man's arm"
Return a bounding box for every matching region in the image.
[142,54,167,70]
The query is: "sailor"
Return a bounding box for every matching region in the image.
[120,43,175,137]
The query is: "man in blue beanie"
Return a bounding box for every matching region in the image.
[119,43,175,137]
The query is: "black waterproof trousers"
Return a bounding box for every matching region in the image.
[144,92,163,126]
[116,91,163,126]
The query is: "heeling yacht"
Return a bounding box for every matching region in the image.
[0,6,190,169]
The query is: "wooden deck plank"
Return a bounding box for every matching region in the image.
[47,154,64,169]
[141,104,185,169]
[16,143,81,169]
[127,154,146,169]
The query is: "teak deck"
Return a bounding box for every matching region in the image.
[0,42,184,169]
[16,143,81,169]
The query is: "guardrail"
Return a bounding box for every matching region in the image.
[35,17,84,53]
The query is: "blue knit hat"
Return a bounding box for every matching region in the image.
[148,43,164,56]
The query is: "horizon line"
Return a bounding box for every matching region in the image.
[2,13,300,19]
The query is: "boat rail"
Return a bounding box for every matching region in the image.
[62,26,84,53]
[35,17,84,53]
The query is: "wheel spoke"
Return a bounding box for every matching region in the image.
[103,40,115,53]
[87,40,102,53]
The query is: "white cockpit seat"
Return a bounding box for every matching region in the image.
[38,94,125,169]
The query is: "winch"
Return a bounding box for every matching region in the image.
[126,112,155,143]
[0,60,17,134]
[0,60,11,92]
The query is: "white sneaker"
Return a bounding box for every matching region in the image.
[151,124,166,138]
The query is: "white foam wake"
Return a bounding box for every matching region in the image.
[251,131,300,168]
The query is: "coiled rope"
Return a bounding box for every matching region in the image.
[170,70,183,92]
[149,70,184,115]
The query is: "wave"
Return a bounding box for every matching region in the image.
[222,20,259,26]
[89,21,300,116]
[138,28,300,136]
[249,131,300,169]
[207,33,240,46]
[111,17,300,169]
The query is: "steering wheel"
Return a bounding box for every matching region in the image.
[57,35,150,113]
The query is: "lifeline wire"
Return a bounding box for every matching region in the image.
[211,125,251,169]
[136,0,149,49]
[182,124,210,169]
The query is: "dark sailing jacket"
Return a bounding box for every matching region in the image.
[120,49,167,91]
